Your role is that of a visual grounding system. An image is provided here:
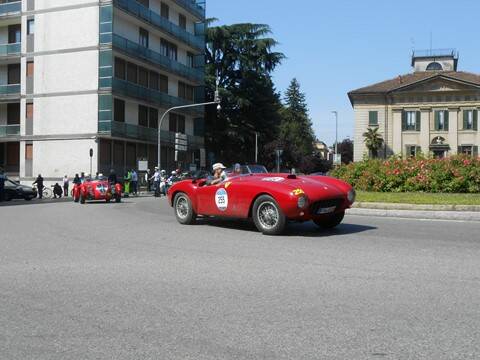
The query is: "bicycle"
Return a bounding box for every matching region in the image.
[32,184,53,199]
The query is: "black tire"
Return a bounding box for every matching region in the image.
[80,194,85,204]
[115,194,121,203]
[252,195,286,235]
[313,211,345,229]
[24,196,33,201]
[106,198,111,203]
[74,196,79,203]
[174,192,196,225]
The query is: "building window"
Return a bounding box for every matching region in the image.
[149,71,159,90]
[8,24,21,43]
[7,64,20,84]
[458,145,478,156]
[169,113,177,132]
[114,98,125,123]
[7,103,20,125]
[406,145,421,157]
[149,108,158,129]
[368,111,378,126]
[26,61,34,77]
[402,110,420,131]
[114,57,126,79]
[177,115,185,134]
[139,28,149,48]
[179,14,187,30]
[178,81,194,101]
[169,113,185,133]
[426,62,443,71]
[26,103,33,119]
[187,52,194,68]
[160,39,177,61]
[27,19,35,35]
[160,74,168,93]
[161,2,169,19]
[138,105,149,127]
[463,109,478,130]
[434,110,449,131]
[25,144,33,160]
[138,67,149,88]
[127,62,138,83]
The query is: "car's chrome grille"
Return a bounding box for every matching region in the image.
[310,198,344,214]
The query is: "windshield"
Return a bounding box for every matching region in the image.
[5,179,18,187]
[247,165,268,174]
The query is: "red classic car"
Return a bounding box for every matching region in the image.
[73,179,122,204]
[167,173,355,235]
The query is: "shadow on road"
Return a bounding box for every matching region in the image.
[0,198,71,207]
[197,218,376,237]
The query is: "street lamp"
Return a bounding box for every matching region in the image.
[331,111,338,164]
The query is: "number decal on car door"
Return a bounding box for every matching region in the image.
[215,188,228,211]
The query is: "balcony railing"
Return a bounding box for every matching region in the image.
[0,124,20,137]
[100,121,203,146]
[112,34,204,83]
[0,1,21,17]
[114,0,204,51]
[172,0,205,20]
[0,84,20,95]
[0,43,20,57]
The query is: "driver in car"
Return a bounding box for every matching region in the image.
[209,163,227,185]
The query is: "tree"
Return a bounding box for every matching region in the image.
[363,127,384,158]
[205,21,285,165]
[335,138,354,164]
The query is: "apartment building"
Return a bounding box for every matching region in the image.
[0,0,206,183]
[349,50,480,161]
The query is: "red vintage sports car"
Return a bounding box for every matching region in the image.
[73,179,122,204]
[167,173,355,235]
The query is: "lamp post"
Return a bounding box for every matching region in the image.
[157,100,220,170]
[331,111,338,164]
[254,131,259,164]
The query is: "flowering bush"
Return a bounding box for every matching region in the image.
[329,155,480,193]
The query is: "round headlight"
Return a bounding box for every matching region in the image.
[347,189,356,203]
[297,195,308,209]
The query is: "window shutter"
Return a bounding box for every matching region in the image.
[474,110,478,131]
[401,111,406,131]
[434,111,439,130]
[473,146,478,157]
[416,146,421,156]
[444,111,449,131]
[416,111,421,131]
[463,111,468,130]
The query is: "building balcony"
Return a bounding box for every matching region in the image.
[99,121,203,148]
[112,78,204,116]
[0,43,20,57]
[0,84,20,98]
[0,124,20,137]
[113,0,204,51]
[112,34,204,84]
[0,1,21,18]
[172,0,205,20]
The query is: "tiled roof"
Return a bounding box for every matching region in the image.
[348,71,480,95]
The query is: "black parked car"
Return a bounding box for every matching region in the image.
[3,178,37,201]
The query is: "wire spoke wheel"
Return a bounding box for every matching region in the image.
[176,196,189,219]
[257,201,279,230]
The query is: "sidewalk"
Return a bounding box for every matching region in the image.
[349,202,480,222]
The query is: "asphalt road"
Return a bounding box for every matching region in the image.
[1,197,479,359]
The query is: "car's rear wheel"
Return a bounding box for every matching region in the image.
[174,192,196,225]
[252,195,286,235]
[313,211,345,229]
[24,196,33,201]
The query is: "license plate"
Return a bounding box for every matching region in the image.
[316,206,336,214]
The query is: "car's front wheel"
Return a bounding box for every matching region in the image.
[80,194,86,204]
[313,211,345,229]
[252,195,286,235]
[174,192,196,225]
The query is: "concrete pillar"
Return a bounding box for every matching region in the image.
[420,108,431,154]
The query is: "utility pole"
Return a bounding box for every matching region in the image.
[255,132,259,164]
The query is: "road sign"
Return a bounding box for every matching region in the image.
[175,133,188,153]
[138,160,148,171]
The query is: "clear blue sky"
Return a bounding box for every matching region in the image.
[206,0,480,146]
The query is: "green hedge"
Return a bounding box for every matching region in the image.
[329,155,480,193]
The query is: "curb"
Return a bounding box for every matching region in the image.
[353,202,480,212]
[347,208,480,222]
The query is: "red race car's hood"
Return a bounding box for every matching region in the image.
[244,174,350,199]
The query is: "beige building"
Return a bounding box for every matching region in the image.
[348,50,480,162]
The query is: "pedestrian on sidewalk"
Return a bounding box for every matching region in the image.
[150,167,160,197]
[33,174,44,199]
[0,167,5,202]
[63,175,69,197]
[124,170,131,197]
[145,169,151,192]
[131,169,138,196]
[53,183,63,198]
